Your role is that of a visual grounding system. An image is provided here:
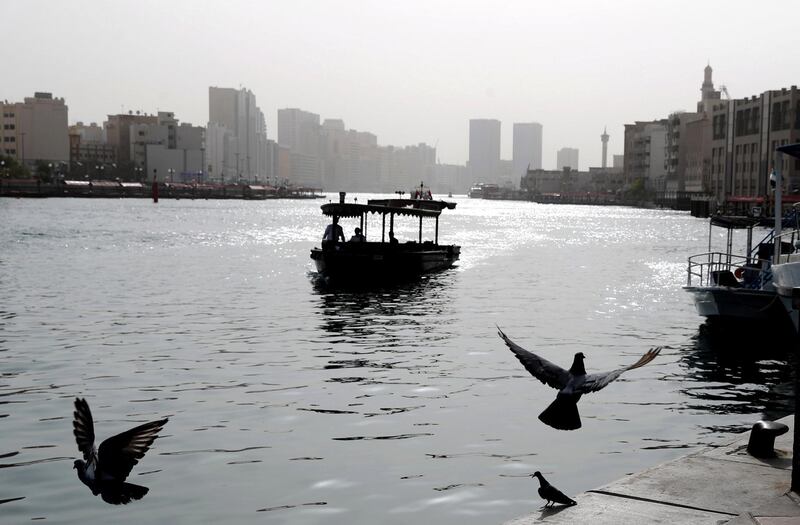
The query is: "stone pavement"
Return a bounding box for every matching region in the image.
[504,416,799,524]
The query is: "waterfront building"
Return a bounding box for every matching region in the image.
[709,86,800,207]
[105,113,159,168]
[433,162,470,194]
[469,119,501,183]
[208,86,268,182]
[512,122,543,179]
[278,108,322,187]
[623,120,668,191]
[124,111,205,183]
[0,92,69,169]
[521,167,590,194]
[69,122,116,176]
[556,147,579,170]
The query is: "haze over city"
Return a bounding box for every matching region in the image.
[6,0,800,170]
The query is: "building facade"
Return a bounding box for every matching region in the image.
[468,119,501,183]
[709,86,800,207]
[556,147,579,170]
[623,120,667,190]
[278,108,322,187]
[0,92,69,168]
[208,86,268,182]
[512,122,543,179]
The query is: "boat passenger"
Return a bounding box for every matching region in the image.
[389,230,399,245]
[349,227,366,242]
[322,217,345,243]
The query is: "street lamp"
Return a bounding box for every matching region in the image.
[167,168,175,183]
[134,166,143,182]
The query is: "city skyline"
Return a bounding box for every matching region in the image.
[5,1,800,169]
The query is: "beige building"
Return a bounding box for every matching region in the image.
[105,113,158,167]
[623,120,668,191]
[208,87,268,182]
[556,147,579,171]
[709,86,800,208]
[0,92,69,168]
[69,122,116,175]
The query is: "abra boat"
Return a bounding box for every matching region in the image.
[310,192,460,283]
[683,215,790,328]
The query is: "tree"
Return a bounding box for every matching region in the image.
[0,155,31,179]
[35,160,54,183]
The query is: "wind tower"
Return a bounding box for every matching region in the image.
[601,126,609,168]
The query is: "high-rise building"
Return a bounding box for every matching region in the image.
[512,122,543,179]
[0,92,69,168]
[601,127,609,168]
[468,119,501,182]
[556,147,579,170]
[278,108,321,187]
[208,86,267,182]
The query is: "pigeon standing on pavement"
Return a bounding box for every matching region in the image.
[72,397,168,504]
[497,327,661,430]
[532,471,576,507]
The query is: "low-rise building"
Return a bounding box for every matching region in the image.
[0,92,69,169]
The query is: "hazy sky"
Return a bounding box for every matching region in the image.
[6,0,800,169]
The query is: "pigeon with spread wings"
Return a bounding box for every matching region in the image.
[497,327,660,430]
[72,397,168,504]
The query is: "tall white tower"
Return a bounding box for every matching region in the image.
[601,126,609,168]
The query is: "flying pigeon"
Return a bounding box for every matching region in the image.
[72,397,168,504]
[532,471,576,507]
[497,327,661,430]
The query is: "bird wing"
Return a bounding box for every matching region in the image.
[73,398,96,462]
[579,347,661,394]
[97,418,168,481]
[497,327,571,390]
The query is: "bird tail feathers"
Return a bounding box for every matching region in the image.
[100,482,149,505]
[539,396,581,430]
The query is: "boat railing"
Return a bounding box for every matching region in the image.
[686,251,772,289]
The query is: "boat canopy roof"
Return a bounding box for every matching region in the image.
[777,143,800,159]
[321,199,456,219]
[710,215,761,229]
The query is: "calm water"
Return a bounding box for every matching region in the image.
[0,196,795,524]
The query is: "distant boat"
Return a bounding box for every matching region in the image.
[310,193,460,284]
[468,183,499,199]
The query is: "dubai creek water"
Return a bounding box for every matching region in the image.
[0,195,795,524]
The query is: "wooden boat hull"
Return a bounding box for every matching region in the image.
[310,242,460,282]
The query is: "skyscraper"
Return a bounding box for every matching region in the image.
[601,127,609,168]
[556,147,579,170]
[512,122,543,178]
[208,86,267,181]
[277,108,322,187]
[469,119,501,182]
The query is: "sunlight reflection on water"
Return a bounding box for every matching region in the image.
[0,196,793,524]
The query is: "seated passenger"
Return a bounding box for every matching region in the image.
[349,227,366,242]
[389,230,399,245]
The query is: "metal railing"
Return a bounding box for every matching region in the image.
[686,251,771,289]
